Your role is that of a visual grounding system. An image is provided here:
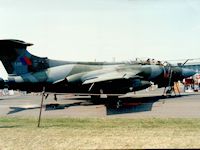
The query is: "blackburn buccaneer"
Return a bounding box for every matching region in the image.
[0,39,196,101]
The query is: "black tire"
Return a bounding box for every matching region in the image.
[107,96,122,108]
[90,95,101,104]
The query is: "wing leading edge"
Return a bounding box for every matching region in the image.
[82,70,142,85]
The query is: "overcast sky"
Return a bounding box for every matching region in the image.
[1,0,200,79]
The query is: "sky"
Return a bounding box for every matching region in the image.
[0,0,200,79]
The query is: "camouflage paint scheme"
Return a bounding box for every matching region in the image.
[0,39,196,95]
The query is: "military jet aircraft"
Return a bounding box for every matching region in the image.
[0,39,196,101]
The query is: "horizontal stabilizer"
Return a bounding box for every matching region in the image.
[0,39,33,48]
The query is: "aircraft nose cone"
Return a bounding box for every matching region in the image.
[182,68,196,78]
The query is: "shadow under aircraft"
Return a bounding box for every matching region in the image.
[7,93,194,115]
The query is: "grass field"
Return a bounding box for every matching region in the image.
[0,117,200,149]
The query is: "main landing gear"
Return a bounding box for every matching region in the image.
[44,93,57,101]
[91,95,122,108]
[107,96,122,108]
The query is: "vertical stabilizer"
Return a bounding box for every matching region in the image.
[0,39,49,75]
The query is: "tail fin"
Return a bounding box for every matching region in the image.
[0,39,49,75]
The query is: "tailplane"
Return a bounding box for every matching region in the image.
[0,39,49,75]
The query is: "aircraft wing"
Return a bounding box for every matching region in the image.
[82,70,141,85]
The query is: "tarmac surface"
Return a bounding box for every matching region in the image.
[0,88,200,118]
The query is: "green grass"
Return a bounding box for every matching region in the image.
[1,117,200,149]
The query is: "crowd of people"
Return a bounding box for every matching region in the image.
[135,58,163,65]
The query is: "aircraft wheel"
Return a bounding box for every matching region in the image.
[91,95,100,100]
[90,95,101,104]
[107,96,122,108]
[107,96,118,100]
